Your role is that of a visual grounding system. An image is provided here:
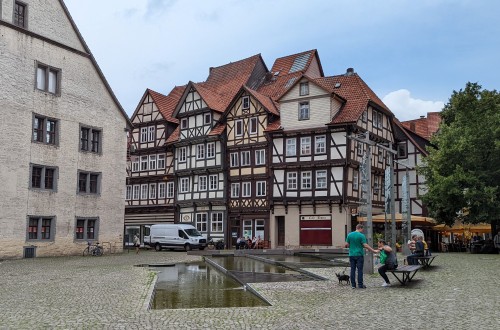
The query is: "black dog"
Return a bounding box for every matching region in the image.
[335,272,350,285]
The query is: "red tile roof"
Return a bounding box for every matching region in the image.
[270,49,321,76]
[148,85,186,124]
[245,87,279,115]
[209,123,226,136]
[401,112,441,139]
[264,120,282,132]
[257,71,304,101]
[166,126,180,144]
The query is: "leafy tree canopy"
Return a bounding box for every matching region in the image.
[420,82,500,226]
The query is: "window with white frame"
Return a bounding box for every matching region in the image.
[147,126,155,141]
[36,63,60,95]
[255,149,265,165]
[242,182,251,197]
[133,185,140,199]
[204,113,211,125]
[243,220,252,238]
[149,155,156,170]
[126,185,132,200]
[256,181,266,196]
[199,176,207,191]
[287,172,297,190]
[301,171,312,189]
[166,182,174,198]
[249,117,258,135]
[157,154,165,169]
[286,138,296,156]
[231,183,240,197]
[299,82,309,96]
[149,183,156,199]
[211,212,223,232]
[196,144,205,159]
[357,142,363,156]
[27,216,54,240]
[301,136,311,155]
[240,151,250,166]
[141,184,148,200]
[242,96,250,109]
[179,147,187,162]
[235,120,243,137]
[181,118,188,129]
[180,177,190,193]
[140,156,148,171]
[132,158,139,172]
[299,102,310,120]
[315,135,326,154]
[158,182,166,198]
[196,213,208,232]
[209,175,218,190]
[230,152,239,167]
[206,142,215,158]
[316,170,327,189]
[353,170,359,190]
[140,127,147,143]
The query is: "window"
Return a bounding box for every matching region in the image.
[75,218,98,240]
[157,154,165,169]
[140,156,148,171]
[36,63,60,95]
[231,183,240,198]
[28,216,53,241]
[196,213,208,232]
[180,177,190,193]
[209,175,218,190]
[178,147,187,163]
[255,149,266,165]
[299,102,309,120]
[397,143,407,158]
[353,170,359,190]
[242,96,250,110]
[249,117,258,135]
[256,181,266,197]
[357,142,363,156]
[374,176,380,195]
[147,126,155,142]
[373,111,383,129]
[301,171,312,189]
[301,136,311,155]
[140,184,148,200]
[132,158,139,172]
[126,185,132,200]
[286,138,296,156]
[133,185,140,199]
[315,135,326,154]
[158,183,166,198]
[166,182,174,198]
[242,182,251,197]
[196,144,205,159]
[149,183,156,199]
[149,155,157,170]
[14,1,27,28]
[300,82,309,96]
[181,118,188,129]
[287,172,297,190]
[140,127,148,143]
[80,126,101,153]
[199,176,207,191]
[230,152,239,167]
[78,171,101,194]
[378,150,383,163]
[30,164,57,191]
[316,170,327,189]
[33,115,57,145]
[235,120,243,136]
[206,142,215,158]
[204,113,211,125]
[362,110,368,122]
[211,212,223,232]
[240,151,250,166]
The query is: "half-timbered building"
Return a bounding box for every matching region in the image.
[125,87,184,245]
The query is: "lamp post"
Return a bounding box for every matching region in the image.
[394,160,413,255]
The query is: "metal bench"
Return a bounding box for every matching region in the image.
[389,265,422,285]
[414,255,437,268]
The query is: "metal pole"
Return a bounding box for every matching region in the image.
[405,167,412,246]
[390,152,397,250]
[364,132,373,274]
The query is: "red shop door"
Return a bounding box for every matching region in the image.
[300,220,332,246]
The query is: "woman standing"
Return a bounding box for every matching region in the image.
[133,234,140,254]
[376,240,398,287]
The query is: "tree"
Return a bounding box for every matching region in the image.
[420,82,500,226]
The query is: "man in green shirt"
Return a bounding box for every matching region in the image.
[345,224,378,289]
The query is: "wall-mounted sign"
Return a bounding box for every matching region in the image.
[300,215,332,221]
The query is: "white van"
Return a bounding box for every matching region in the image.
[144,224,207,251]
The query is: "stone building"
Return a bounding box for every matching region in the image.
[0,0,130,258]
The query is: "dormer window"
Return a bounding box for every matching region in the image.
[299,82,309,96]
[397,142,407,158]
[181,118,188,129]
[242,96,250,110]
[14,1,27,28]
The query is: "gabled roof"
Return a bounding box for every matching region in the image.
[270,49,324,77]
[246,87,279,115]
[148,86,185,124]
[257,71,304,101]
[401,112,441,139]
[393,118,430,156]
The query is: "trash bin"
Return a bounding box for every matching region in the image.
[23,246,37,258]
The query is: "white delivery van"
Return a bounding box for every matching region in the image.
[144,224,207,251]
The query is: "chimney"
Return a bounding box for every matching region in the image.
[209,67,214,74]
[420,115,425,119]
[265,72,273,81]
[346,68,354,76]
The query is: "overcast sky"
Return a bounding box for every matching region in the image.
[64,0,500,121]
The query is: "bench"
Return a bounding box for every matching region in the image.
[389,265,421,285]
[414,255,436,268]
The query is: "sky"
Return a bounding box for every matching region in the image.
[64,0,500,121]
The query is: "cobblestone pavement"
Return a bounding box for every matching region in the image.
[0,250,498,329]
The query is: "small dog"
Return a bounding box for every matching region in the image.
[335,272,350,285]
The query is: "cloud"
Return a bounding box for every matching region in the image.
[382,89,445,121]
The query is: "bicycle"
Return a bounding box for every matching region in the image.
[82,241,103,256]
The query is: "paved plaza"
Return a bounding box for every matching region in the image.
[0,250,498,329]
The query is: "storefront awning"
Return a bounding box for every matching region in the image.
[357,213,436,226]
[432,221,492,234]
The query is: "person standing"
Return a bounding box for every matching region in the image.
[494,231,500,253]
[133,234,140,254]
[376,240,398,287]
[345,224,378,289]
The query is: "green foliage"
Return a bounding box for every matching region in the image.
[419,83,500,226]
